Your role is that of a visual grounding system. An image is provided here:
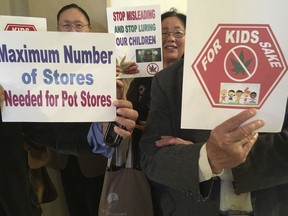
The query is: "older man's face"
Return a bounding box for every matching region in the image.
[57,8,91,32]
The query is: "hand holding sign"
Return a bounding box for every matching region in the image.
[120,61,139,74]
[206,108,265,173]
[0,85,4,101]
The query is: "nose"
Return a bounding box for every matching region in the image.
[166,33,176,41]
[69,27,78,32]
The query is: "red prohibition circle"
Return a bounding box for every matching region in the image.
[224,45,258,82]
[146,63,159,75]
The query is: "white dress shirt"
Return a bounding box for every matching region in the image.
[199,144,253,212]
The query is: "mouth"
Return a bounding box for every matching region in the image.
[165,45,177,50]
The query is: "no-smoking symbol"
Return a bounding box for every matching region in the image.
[192,24,287,108]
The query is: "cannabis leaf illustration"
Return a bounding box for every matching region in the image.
[116,55,130,71]
[148,64,157,73]
[230,50,252,75]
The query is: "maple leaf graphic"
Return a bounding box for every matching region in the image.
[230,50,252,75]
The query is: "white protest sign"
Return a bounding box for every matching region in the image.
[0,31,116,122]
[0,15,47,31]
[107,5,163,78]
[181,0,288,132]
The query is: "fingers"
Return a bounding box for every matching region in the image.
[122,61,137,69]
[206,109,265,172]
[121,62,139,74]
[135,124,146,131]
[115,115,136,132]
[116,79,124,99]
[114,80,137,137]
[116,66,121,77]
[233,120,264,140]
[112,116,135,139]
[123,65,139,74]
[113,99,133,110]
[213,108,264,145]
[113,122,133,139]
[0,85,4,101]
[155,136,175,147]
[116,79,124,88]
[113,99,138,135]
[218,108,257,132]
[242,132,259,153]
[155,136,194,147]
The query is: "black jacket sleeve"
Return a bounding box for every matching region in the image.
[23,122,94,155]
[233,98,288,194]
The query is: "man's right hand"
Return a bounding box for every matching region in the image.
[206,108,265,174]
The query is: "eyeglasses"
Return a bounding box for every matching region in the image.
[162,30,185,39]
[58,23,90,31]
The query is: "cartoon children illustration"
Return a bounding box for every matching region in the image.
[228,90,235,103]
[243,87,251,104]
[249,91,257,104]
[220,89,227,103]
[235,90,243,103]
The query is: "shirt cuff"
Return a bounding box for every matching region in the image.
[199,143,224,182]
[87,122,114,158]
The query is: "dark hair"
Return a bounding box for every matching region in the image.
[57,3,91,25]
[161,8,186,29]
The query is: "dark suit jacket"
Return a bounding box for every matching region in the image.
[140,59,288,216]
[0,113,40,215]
[23,122,107,178]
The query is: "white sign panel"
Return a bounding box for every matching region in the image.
[0,31,116,122]
[107,5,163,78]
[0,15,47,31]
[181,0,288,132]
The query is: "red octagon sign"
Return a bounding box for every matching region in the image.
[4,23,37,31]
[192,24,287,108]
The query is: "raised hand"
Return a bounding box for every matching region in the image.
[206,108,265,174]
[111,99,138,139]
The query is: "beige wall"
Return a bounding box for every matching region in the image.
[0,0,29,16]
[0,0,10,15]
[0,0,108,32]
[108,0,187,13]
[28,0,107,32]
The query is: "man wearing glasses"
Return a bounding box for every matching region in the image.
[23,3,137,216]
[57,4,91,32]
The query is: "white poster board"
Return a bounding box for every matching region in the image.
[181,0,288,132]
[0,15,47,31]
[0,31,116,122]
[107,5,163,78]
